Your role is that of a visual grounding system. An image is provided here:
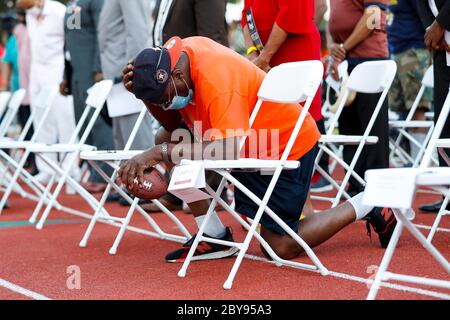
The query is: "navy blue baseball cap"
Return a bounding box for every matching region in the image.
[132,36,182,103]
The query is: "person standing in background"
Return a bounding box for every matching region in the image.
[328,0,390,197]
[17,0,78,184]
[60,0,114,194]
[13,10,35,173]
[315,0,328,27]
[97,0,155,153]
[97,0,156,202]
[387,0,432,163]
[152,0,229,48]
[0,44,5,90]
[1,25,19,97]
[143,0,229,212]
[417,0,450,213]
[241,0,328,196]
[0,10,35,173]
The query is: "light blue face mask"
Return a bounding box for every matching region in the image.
[163,78,193,111]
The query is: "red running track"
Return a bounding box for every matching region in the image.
[0,184,449,300]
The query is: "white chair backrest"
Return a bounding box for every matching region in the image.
[73,80,113,145]
[124,106,148,151]
[325,60,348,93]
[86,80,113,109]
[258,60,324,103]
[421,86,450,169]
[0,92,12,115]
[242,61,323,154]
[0,90,26,138]
[326,60,397,136]
[7,89,26,111]
[347,60,397,93]
[421,65,434,88]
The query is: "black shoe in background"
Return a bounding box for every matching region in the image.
[419,199,449,213]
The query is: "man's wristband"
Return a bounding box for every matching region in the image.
[161,142,170,163]
[246,46,258,56]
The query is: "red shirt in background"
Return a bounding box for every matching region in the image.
[329,0,389,59]
[241,0,323,121]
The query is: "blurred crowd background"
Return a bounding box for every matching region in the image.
[0,0,448,212]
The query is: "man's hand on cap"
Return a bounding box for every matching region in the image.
[122,61,135,92]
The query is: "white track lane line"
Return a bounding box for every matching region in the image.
[243,254,450,300]
[0,278,51,300]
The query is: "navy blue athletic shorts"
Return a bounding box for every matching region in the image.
[232,143,318,235]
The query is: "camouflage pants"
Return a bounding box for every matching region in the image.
[389,48,433,113]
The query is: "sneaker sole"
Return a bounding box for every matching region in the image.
[166,247,239,263]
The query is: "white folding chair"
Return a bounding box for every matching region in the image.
[174,61,329,289]
[366,87,450,300]
[0,91,12,108]
[78,106,190,254]
[312,60,397,207]
[320,61,348,175]
[0,86,59,206]
[322,60,349,119]
[0,81,111,221]
[427,138,450,242]
[389,65,436,168]
[0,90,25,139]
[0,91,12,132]
[25,80,115,229]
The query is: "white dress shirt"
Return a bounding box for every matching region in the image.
[26,0,77,177]
[153,0,173,46]
[27,0,66,92]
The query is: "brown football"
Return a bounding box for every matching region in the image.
[126,168,168,200]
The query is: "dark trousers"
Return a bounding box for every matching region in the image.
[433,51,450,167]
[339,64,390,191]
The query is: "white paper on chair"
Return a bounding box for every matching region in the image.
[363,168,418,209]
[168,162,212,203]
[105,83,144,118]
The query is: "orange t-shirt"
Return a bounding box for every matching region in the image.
[179,37,320,161]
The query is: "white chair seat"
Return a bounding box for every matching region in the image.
[389,120,433,128]
[180,158,300,170]
[0,140,32,149]
[435,139,450,148]
[80,150,144,161]
[320,135,379,145]
[425,111,434,119]
[416,168,450,186]
[369,167,450,186]
[27,143,97,153]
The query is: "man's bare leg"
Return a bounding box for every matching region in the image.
[301,192,315,218]
[260,194,358,260]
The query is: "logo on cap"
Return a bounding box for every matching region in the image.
[156,69,168,83]
[166,38,177,49]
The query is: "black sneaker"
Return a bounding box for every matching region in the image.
[165,227,238,263]
[364,207,397,248]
